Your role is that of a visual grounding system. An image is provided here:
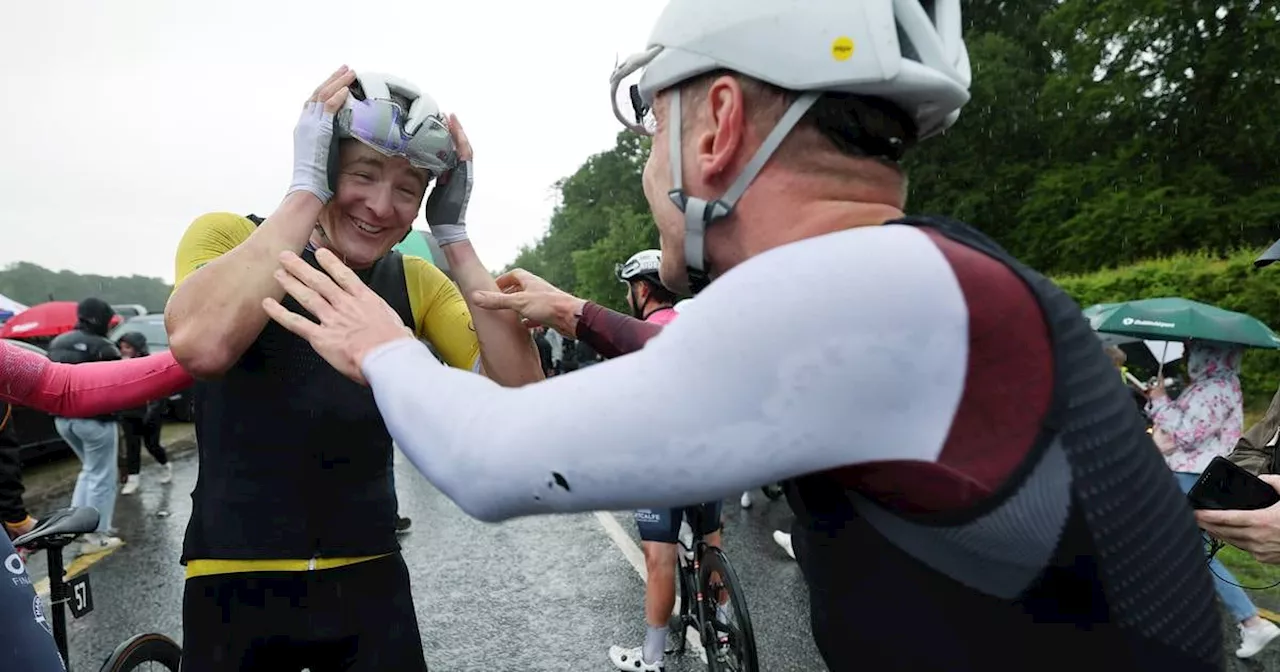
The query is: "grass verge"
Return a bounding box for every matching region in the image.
[1217,545,1280,616]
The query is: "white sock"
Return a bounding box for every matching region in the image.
[643,625,668,664]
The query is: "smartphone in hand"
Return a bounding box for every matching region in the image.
[1187,456,1280,510]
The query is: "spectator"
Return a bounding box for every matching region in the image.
[533,326,554,377]
[1199,361,1280,565]
[574,338,602,369]
[1147,340,1280,659]
[557,337,580,374]
[114,332,172,495]
[1104,344,1151,416]
[46,298,123,555]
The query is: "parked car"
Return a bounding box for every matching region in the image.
[107,314,195,422]
[111,304,149,320]
[0,339,71,464]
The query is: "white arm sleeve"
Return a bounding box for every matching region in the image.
[363,226,970,522]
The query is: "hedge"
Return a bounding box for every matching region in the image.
[1052,248,1280,406]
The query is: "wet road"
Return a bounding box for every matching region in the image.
[23,448,1280,671]
[24,451,824,671]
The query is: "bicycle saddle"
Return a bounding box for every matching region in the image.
[12,507,100,550]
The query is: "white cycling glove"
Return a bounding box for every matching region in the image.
[288,102,337,204]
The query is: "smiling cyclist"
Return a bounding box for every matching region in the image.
[164,67,542,671]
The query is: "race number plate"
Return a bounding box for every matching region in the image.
[66,573,94,619]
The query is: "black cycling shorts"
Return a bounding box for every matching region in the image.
[181,552,427,672]
[634,502,723,544]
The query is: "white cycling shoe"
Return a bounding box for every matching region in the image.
[609,645,664,671]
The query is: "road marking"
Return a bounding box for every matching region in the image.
[1261,607,1280,623]
[593,511,707,664]
[594,512,647,579]
[32,543,125,599]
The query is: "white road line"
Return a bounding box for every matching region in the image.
[593,511,708,664]
[593,511,647,579]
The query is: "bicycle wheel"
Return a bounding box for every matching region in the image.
[699,547,760,672]
[99,632,182,671]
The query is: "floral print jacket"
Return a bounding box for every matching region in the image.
[1148,341,1245,475]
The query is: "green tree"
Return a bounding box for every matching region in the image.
[0,262,173,313]
[510,3,1280,303]
[571,208,660,312]
[505,132,652,304]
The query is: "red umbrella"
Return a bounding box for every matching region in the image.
[0,301,122,340]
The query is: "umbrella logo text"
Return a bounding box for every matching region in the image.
[1121,317,1175,328]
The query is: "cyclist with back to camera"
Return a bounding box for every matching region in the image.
[607,249,723,671]
[266,3,1225,669]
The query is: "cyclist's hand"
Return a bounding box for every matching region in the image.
[472,269,585,338]
[1196,474,1280,564]
[289,65,355,205]
[425,114,473,245]
[263,248,415,385]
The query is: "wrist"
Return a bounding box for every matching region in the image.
[356,331,419,373]
[430,223,468,246]
[274,192,327,228]
[556,297,587,336]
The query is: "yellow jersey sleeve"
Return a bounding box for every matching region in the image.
[173,212,257,290]
[403,255,481,370]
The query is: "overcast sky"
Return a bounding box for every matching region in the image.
[0,0,665,284]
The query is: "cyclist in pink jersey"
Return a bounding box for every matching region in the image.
[619,250,678,326]
[610,249,720,671]
[0,340,191,671]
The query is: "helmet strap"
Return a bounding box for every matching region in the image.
[666,88,820,294]
[311,220,350,267]
[627,283,645,319]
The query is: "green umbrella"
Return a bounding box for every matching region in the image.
[1081,302,1115,322]
[1085,297,1280,349]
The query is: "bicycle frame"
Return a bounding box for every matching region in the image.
[14,507,183,672]
[36,547,183,672]
[671,506,761,672]
[673,509,721,655]
[676,540,707,618]
[44,547,72,668]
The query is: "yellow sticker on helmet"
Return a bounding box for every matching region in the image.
[831,36,855,61]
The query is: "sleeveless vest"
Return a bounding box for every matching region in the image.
[181,238,415,562]
[787,215,1223,671]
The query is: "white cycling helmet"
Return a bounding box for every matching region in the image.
[330,72,458,191]
[615,249,663,284]
[609,0,972,292]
